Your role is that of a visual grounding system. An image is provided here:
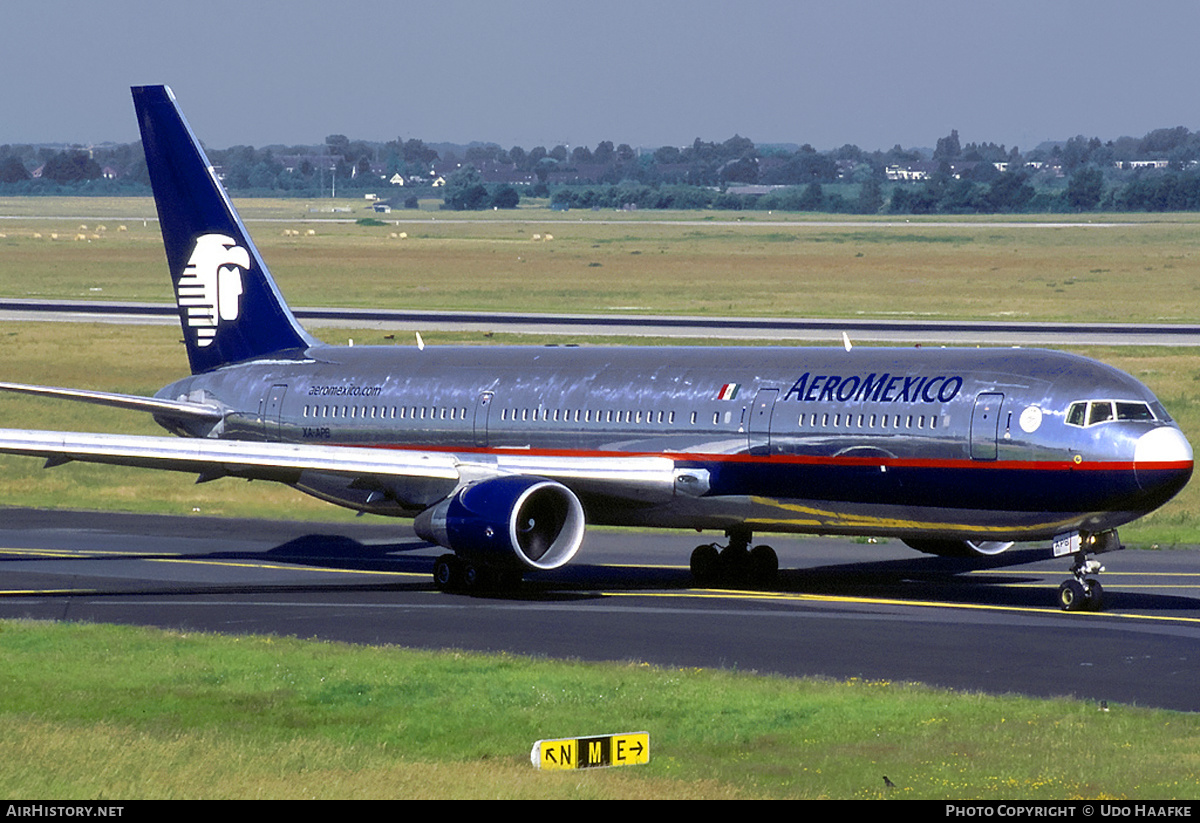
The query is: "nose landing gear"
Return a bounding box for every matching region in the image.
[1053,530,1120,612]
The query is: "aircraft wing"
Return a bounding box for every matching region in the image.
[0,429,679,508]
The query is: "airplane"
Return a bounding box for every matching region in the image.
[0,85,1193,611]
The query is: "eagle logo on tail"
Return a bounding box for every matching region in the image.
[176,233,249,347]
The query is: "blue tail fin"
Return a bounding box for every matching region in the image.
[132,85,316,374]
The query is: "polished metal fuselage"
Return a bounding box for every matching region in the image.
[157,343,1193,543]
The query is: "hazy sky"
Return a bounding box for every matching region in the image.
[4,0,1199,152]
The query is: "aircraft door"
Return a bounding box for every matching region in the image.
[260,383,289,441]
[748,388,779,455]
[474,391,493,447]
[970,392,1004,460]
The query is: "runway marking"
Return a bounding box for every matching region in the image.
[0,589,99,596]
[0,548,104,557]
[146,557,419,578]
[613,588,1200,626]
[0,548,421,578]
[970,569,1200,578]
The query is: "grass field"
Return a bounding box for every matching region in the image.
[1,620,1197,800]
[3,198,1200,322]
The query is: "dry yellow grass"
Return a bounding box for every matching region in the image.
[3,201,1200,323]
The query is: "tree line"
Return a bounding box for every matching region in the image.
[3,126,1200,213]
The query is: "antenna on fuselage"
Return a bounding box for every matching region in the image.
[416,332,425,351]
[842,331,853,352]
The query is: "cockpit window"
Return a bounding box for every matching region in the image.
[1116,402,1155,422]
[1089,402,1113,426]
[1066,400,1156,427]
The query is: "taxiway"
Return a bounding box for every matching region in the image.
[2,508,1198,711]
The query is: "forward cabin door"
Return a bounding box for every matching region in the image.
[970,392,1004,460]
[748,388,779,455]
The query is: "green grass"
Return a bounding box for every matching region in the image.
[1,619,1196,799]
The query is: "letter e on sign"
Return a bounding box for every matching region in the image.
[612,732,649,766]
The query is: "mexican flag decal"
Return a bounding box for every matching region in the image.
[716,383,740,401]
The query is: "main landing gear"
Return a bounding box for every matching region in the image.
[1053,530,1120,612]
[433,554,522,593]
[690,528,779,586]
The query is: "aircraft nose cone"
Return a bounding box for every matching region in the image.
[1134,426,1194,494]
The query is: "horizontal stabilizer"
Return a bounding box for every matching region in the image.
[0,381,224,423]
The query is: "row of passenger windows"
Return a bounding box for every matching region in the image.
[300,402,946,431]
[500,407,680,425]
[799,412,944,430]
[1066,400,1155,427]
[303,404,468,420]
[301,404,700,425]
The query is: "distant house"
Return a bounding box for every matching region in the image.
[478,162,536,186]
[545,163,611,185]
[885,161,978,181]
[885,163,929,181]
[725,185,782,196]
[276,154,340,174]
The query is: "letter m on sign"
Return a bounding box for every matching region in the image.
[580,736,611,768]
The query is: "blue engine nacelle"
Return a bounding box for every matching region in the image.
[413,476,586,571]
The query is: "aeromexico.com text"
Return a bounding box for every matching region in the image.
[307,385,384,398]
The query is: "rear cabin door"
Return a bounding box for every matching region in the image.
[260,383,289,441]
[473,391,493,448]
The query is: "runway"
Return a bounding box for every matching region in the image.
[4,298,1200,345]
[2,508,1199,712]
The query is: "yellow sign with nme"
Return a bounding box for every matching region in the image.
[531,731,650,770]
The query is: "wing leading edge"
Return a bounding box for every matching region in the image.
[0,428,677,511]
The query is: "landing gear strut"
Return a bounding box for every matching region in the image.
[1053,530,1119,612]
[690,528,778,586]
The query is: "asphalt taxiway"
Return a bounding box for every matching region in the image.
[2,508,1198,711]
[4,298,1200,346]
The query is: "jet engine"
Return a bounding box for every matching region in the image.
[413,475,586,571]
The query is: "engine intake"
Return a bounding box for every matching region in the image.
[413,476,585,571]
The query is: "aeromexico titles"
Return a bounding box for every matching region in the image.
[0,86,1192,612]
